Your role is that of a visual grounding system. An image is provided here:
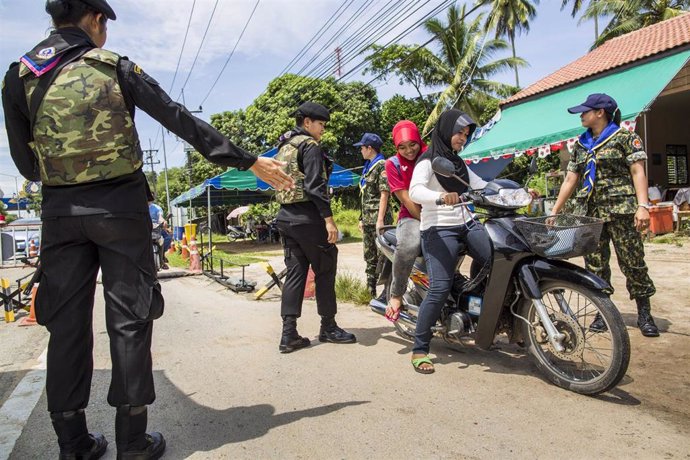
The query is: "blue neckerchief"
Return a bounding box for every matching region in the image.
[359,153,385,189]
[579,121,621,198]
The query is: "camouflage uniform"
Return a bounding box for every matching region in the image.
[360,159,392,294]
[567,129,655,300]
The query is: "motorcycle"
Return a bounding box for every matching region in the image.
[226,224,255,242]
[151,223,166,272]
[370,157,630,395]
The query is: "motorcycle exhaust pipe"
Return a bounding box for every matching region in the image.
[369,299,416,324]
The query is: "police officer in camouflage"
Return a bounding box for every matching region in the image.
[551,94,659,337]
[354,133,392,298]
[274,102,357,353]
[2,1,292,458]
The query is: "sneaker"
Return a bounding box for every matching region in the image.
[319,324,357,344]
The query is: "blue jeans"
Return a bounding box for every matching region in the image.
[413,221,492,354]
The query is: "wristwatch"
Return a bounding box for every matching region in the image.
[638,203,652,210]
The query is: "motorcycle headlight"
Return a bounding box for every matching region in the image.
[483,188,532,208]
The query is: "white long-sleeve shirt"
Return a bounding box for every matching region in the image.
[409,158,487,231]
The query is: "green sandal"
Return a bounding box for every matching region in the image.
[411,356,435,374]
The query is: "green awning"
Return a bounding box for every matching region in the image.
[462,49,690,162]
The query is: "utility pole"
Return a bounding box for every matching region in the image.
[143,139,160,191]
[335,46,342,77]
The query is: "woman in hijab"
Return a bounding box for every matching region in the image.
[408,110,492,374]
[384,120,427,321]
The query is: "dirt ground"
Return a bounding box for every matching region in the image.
[214,236,690,426]
[2,237,689,458]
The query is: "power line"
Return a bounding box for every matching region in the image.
[176,0,221,101]
[198,0,262,107]
[279,0,356,76]
[169,0,197,94]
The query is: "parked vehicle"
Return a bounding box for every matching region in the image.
[226,224,255,242]
[151,223,165,271]
[370,157,630,395]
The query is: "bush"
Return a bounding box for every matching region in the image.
[335,272,372,305]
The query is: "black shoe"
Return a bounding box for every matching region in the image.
[117,432,165,460]
[319,324,357,344]
[588,313,608,333]
[636,297,659,337]
[60,433,108,460]
[279,334,311,353]
[638,316,659,337]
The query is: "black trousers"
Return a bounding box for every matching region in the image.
[36,213,164,413]
[276,220,337,319]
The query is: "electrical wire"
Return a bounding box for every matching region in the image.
[198,0,262,107]
[169,0,197,94]
[176,0,221,101]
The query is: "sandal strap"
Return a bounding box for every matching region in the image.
[411,356,433,368]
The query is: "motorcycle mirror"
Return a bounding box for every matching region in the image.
[529,156,538,175]
[431,157,455,177]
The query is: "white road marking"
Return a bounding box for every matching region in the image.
[0,349,47,460]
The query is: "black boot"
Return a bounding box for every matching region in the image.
[319,317,357,344]
[115,405,166,460]
[279,315,310,353]
[588,313,608,332]
[50,410,108,460]
[368,282,377,299]
[636,297,659,337]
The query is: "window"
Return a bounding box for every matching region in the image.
[667,145,688,185]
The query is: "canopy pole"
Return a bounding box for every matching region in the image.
[642,111,649,178]
[207,184,212,253]
[161,126,171,226]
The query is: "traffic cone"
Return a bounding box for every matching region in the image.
[167,240,176,254]
[19,286,38,327]
[181,236,189,260]
[304,267,316,299]
[188,238,202,273]
[28,239,38,257]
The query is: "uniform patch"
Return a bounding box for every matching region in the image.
[632,138,642,149]
[133,64,143,75]
[37,47,56,59]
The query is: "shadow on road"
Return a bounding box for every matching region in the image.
[7,369,369,459]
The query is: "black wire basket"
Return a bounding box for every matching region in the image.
[515,214,604,259]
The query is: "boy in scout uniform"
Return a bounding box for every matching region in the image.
[354,133,392,299]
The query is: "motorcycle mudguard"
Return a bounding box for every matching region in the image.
[517,259,613,299]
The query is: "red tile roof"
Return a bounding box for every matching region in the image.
[503,13,690,106]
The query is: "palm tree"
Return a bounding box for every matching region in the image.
[477,0,539,87]
[421,4,526,135]
[561,0,600,40]
[583,0,690,48]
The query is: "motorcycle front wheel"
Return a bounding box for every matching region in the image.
[520,280,630,395]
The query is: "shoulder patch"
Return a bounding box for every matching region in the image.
[133,64,143,75]
[632,138,642,150]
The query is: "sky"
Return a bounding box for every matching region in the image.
[0,0,602,197]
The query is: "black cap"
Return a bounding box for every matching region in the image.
[80,0,117,20]
[567,93,618,114]
[291,102,330,122]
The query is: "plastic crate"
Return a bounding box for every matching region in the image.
[515,214,603,259]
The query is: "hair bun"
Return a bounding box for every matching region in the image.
[45,0,71,19]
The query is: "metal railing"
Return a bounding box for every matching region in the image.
[0,224,41,268]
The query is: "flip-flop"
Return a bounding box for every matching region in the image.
[411,356,435,374]
[385,302,402,322]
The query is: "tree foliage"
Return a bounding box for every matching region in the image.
[477,0,539,87]
[210,74,382,170]
[421,4,523,134]
[583,0,690,48]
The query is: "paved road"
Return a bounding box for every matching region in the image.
[2,242,689,458]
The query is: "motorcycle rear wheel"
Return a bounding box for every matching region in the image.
[520,280,630,395]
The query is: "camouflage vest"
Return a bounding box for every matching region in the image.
[21,48,141,186]
[274,134,327,205]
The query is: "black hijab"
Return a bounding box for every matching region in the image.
[419,109,477,194]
